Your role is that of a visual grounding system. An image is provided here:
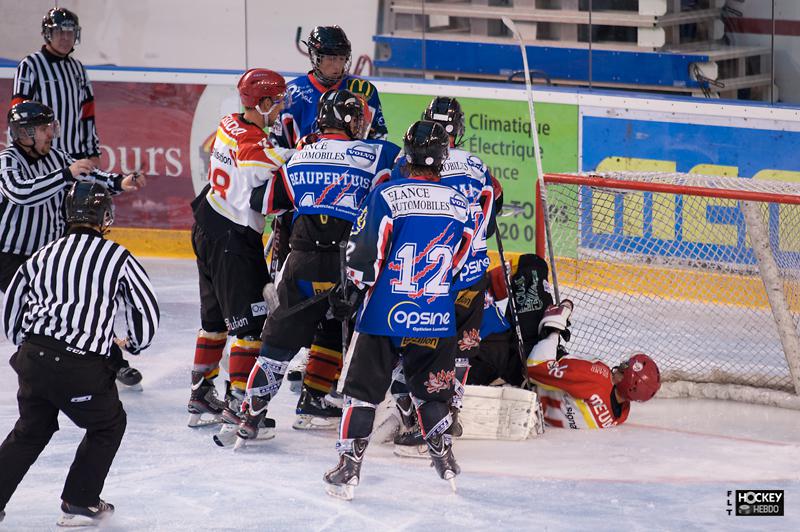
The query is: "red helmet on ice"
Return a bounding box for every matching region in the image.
[615,353,661,402]
[237,68,287,108]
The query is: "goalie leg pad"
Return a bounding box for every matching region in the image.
[458,385,544,440]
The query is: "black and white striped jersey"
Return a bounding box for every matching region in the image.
[3,227,160,356]
[12,46,100,159]
[0,143,122,256]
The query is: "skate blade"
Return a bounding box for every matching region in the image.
[56,512,111,527]
[288,379,303,394]
[393,444,429,459]
[232,428,276,451]
[292,414,340,430]
[213,425,238,447]
[325,482,354,501]
[188,413,222,428]
[117,382,143,392]
[447,477,457,493]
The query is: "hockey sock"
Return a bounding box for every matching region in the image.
[414,399,452,440]
[192,330,227,381]
[229,337,261,394]
[302,343,342,394]
[337,397,376,453]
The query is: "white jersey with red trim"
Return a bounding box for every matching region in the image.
[527,350,630,429]
[204,113,293,233]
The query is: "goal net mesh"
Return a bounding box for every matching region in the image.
[541,172,800,406]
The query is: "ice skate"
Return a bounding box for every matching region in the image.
[233,397,274,450]
[214,401,276,448]
[393,426,428,459]
[427,434,460,492]
[293,386,341,430]
[56,499,114,527]
[286,348,310,393]
[116,366,143,392]
[324,439,367,501]
[187,371,225,427]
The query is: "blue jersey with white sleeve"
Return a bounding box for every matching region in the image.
[275,134,400,223]
[275,73,388,149]
[391,148,495,290]
[347,177,473,337]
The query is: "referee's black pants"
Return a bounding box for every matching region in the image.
[0,340,127,511]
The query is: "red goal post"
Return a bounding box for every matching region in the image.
[537,172,800,409]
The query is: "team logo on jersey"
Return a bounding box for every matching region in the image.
[457,329,480,352]
[387,301,451,332]
[352,207,368,235]
[346,144,377,168]
[466,155,484,171]
[449,195,467,210]
[346,78,375,99]
[424,369,456,394]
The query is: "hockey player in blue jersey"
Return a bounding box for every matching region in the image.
[390,97,501,451]
[322,121,473,500]
[232,89,400,446]
[273,26,387,149]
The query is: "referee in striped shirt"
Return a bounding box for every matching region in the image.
[12,7,99,162]
[0,101,145,292]
[0,181,159,526]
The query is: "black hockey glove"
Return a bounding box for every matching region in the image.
[328,280,365,321]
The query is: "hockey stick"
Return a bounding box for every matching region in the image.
[495,229,530,389]
[501,17,561,304]
[339,241,349,358]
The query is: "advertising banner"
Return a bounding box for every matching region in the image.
[381,93,578,253]
[573,110,800,263]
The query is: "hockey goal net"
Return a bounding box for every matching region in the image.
[538,172,800,409]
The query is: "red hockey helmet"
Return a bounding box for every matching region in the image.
[237,69,287,109]
[616,353,661,402]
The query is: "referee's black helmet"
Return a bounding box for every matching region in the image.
[66,182,114,229]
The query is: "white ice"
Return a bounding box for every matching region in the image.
[0,258,798,531]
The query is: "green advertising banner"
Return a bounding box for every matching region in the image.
[380,93,578,253]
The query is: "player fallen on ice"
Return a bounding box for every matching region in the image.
[323,121,473,499]
[234,89,399,447]
[527,300,662,428]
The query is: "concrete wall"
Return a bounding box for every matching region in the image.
[0,0,380,73]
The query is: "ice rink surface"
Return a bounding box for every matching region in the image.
[0,258,798,531]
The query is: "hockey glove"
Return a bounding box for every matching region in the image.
[538,299,573,342]
[328,280,365,321]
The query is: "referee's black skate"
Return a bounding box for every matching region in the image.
[56,499,114,527]
[324,438,368,501]
[427,434,460,492]
[116,366,143,391]
[187,371,225,427]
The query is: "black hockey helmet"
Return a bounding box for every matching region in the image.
[304,26,351,85]
[317,89,367,140]
[65,181,114,230]
[42,7,81,44]
[8,101,59,142]
[403,120,449,172]
[423,97,465,146]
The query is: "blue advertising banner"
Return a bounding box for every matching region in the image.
[575,115,800,265]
